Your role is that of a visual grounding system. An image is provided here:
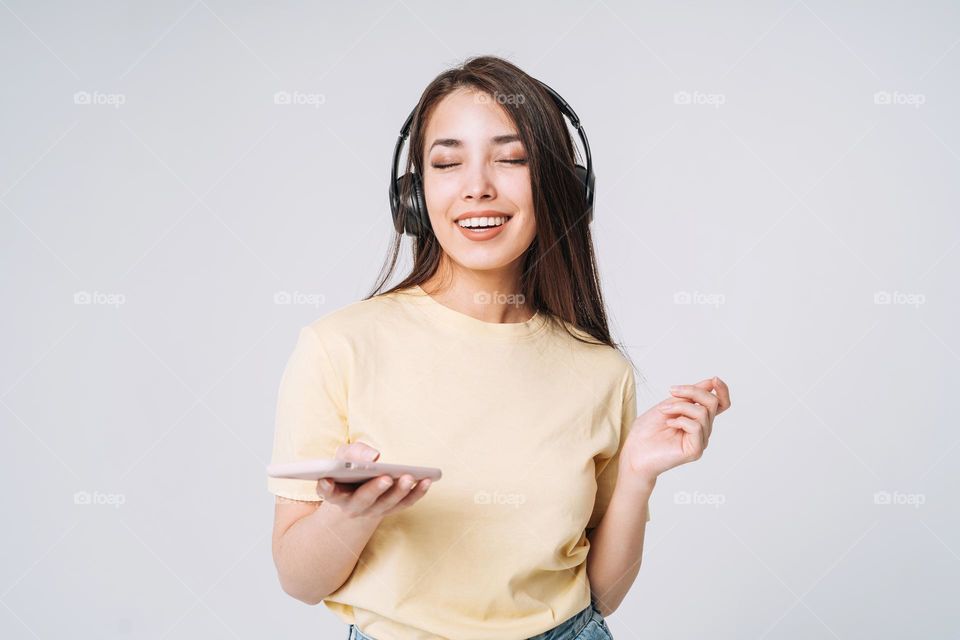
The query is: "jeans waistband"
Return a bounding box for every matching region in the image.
[525,599,598,640]
[347,600,601,640]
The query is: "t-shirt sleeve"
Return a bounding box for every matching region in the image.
[266,325,350,502]
[587,365,651,529]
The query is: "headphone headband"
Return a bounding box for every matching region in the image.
[390,79,595,237]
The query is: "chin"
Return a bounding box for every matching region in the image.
[447,250,527,272]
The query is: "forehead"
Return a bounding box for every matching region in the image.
[423,88,519,146]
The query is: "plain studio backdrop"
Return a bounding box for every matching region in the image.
[2,1,958,638]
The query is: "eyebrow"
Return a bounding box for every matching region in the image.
[428,134,522,151]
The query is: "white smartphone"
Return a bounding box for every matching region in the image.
[266,458,442,485]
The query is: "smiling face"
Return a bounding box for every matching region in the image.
[421,88,537,275]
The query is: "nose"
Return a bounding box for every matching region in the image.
[461,161,496,202]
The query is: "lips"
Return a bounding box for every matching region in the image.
[453,210,513,223]
[455,214,511,242]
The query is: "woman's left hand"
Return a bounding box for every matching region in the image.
[619,377,732,488]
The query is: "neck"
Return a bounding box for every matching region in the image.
[420,257,533,324]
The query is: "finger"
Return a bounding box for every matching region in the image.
[661,402,711,441]
[345,475,395,514]
[659,400,708,422]
[316,478,352,505]
[338,441,381,462]
[666,414,699,434]
[688,377,716,390]
[654,397,677,412]
[669,384,719,417]
[712,376,732,413]
[317,478,332,497]
[666,416,706,457]
[315,478,331,501]
[670,382,718,407]
[377,474,419,509]
[386,478,433,513]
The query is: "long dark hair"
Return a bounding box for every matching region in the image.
[365,55,636,371]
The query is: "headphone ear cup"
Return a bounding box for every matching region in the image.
[393,172,430,236]
[573,164,595,224]
[391,173,408,234]
[409,172,430,236]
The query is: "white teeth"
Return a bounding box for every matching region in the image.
[458,216,508,228]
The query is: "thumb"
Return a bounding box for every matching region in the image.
[353,441,380,461]
[693,377,717,390]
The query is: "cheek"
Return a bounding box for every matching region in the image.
[423,176,457,214]
[502,172,533,205]
[490,177,534,231]
[515,214,538,244]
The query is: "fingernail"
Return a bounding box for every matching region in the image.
[659,404,674,412]
[380,478,393,488]
[422,479,432,490]
[670,385,681,392]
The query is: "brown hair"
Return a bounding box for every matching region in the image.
[365,55,635,370]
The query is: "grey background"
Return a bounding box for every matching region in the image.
[2,1,957,638]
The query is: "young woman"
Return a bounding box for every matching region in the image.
[269,55,731,640]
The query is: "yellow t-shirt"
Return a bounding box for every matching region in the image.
[267,284,649,640]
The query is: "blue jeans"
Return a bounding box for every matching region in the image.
[347,599,614,639]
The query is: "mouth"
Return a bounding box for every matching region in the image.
[455,214,512,231]
[453,213,513,241]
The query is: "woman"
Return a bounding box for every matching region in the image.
[268,55,731,640]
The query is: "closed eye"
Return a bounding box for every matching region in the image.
[430,158,528,169]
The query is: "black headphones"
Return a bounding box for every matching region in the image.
[389,79,596,237]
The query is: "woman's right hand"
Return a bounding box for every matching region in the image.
[315,442,432,519]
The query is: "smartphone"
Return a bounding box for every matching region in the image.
[266,458,442,485]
